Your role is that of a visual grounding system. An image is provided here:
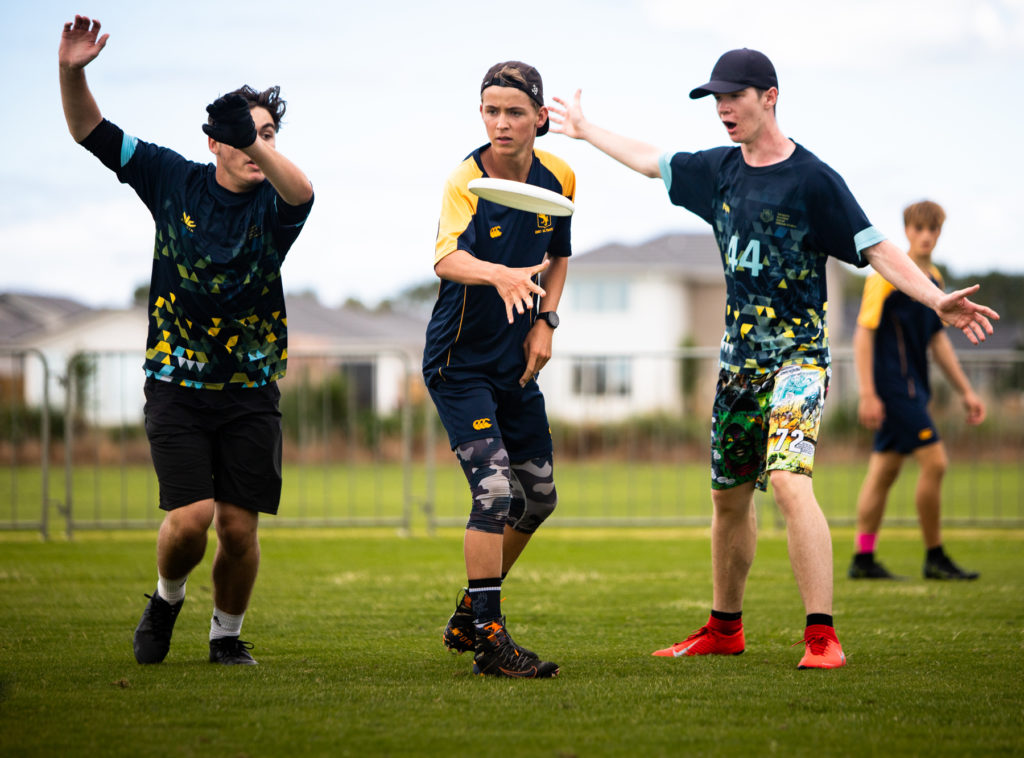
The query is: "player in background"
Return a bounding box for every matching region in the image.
[424,61,574,678]
[849,200,983,581]
[59,16,314,665]
[550,49,997,668]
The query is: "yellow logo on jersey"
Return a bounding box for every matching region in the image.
[182,212,196,230]
[490,226,502,238]
[472,418,493,430]
[918,428,934,441]
[537,214,552,229]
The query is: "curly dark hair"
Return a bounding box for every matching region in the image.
[211,85,287,131]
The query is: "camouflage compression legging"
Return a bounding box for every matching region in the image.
[456,437,557,535]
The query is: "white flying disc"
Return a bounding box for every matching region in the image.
[468,178,574,217]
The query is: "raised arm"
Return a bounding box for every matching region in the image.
[434,251,550,325]
[58,15,109,142]
[548,90,663,178]
[863,239,999,345]
[203,94,313,206]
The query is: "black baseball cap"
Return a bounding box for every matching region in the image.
[481,61,548,136]
[689,48,778,99]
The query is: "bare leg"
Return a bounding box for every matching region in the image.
[211,502,260,615]
[156,499,215,580]
[769,471,832,615]
[710,482,757,613]
[854,452,904,536]
[465,529,503,580]
[501,526,532,575]
[912,442,948,549]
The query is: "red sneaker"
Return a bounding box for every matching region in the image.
[652,624,745,657]
[796,625,846,669]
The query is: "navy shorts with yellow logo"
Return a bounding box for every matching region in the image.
[874,393,940,454]
[428,377,553,462]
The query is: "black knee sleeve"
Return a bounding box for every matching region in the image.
[507,455,557,534]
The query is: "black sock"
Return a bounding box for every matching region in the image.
[806,613,833,628]
[711,609,742,622]
[467,577,502,625]
[926,545,946,562]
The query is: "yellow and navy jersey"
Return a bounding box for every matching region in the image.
[423,145,574,387]
[661,143,880,375]
[857,265,944,399]
[80,119,313,389]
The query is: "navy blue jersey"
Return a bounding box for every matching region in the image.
[857,266,945,400]
[423,145,574,388]
[83,120,313,389]
[660,144,882,374]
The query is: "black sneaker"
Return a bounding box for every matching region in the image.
[133,592,183,664]
[924,554,979,580]
[442,589,476,654]
[848,554,902,580]
[442,589,538,659]
[471,620,558,679]
[209,636,258,665]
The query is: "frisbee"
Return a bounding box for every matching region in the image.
[468,178,574,217]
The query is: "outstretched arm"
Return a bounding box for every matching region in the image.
[58,15,109,142]
[863,239,998,344]
[548,90,663,178]
[434,251,550,325]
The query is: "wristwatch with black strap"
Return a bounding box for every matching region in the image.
[537,311,559,329]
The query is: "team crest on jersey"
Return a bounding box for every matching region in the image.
[760,208,774,224]
[490,225,502,239]
[536,214,552,229]
[182,212,196,231]
[472,417,493,430]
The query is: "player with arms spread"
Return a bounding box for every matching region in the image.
[849,200,983,581]
[59,15,314,665]
[425,61,574,678]
[550,48,997,668]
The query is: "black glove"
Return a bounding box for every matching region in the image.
[201,93,257,149]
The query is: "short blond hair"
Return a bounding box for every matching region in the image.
[903,200,946,230]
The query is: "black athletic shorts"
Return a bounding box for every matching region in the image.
[143,377,283,514]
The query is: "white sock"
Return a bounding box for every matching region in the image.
[157,574,188,604]
[210,608,245,640]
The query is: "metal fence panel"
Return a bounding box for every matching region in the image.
[3,346,1021,534]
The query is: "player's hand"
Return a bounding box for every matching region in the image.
[548,90,587,139]
[935,285,999,345]
[493,260,549,325]
[519,319,555,387]
[59,15,109,70]
[202,94,257,149]
[963,390,986,426]
[858,393,885,430]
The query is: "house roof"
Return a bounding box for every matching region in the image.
[573,232,722,279]
[0,292,93,346]
[285,295,426,349]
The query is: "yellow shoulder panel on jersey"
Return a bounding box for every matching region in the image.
[928,264,944,289]
[534,149,576,202]
[434,158,484,265]
[856,271,896,329]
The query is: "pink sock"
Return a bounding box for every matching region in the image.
[856,533,878,554]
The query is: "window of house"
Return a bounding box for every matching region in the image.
[571,357,631,397]
[569,280,629,312]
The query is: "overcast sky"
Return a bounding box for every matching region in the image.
[4,0,1023,308]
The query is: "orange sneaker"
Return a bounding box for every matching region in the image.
[652,624,745,657]
[796,626,846,669]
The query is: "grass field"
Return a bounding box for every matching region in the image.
[3,460,1023,533]
[1,527,1022,757]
